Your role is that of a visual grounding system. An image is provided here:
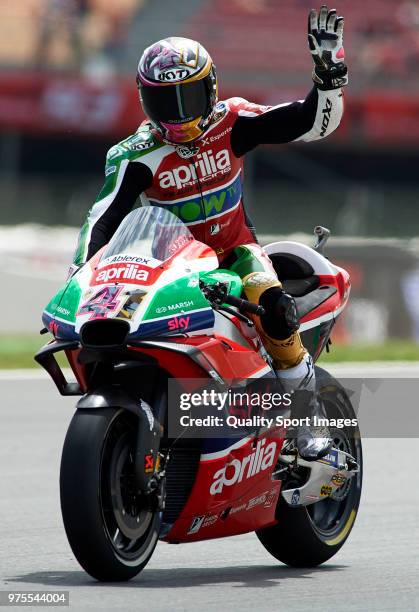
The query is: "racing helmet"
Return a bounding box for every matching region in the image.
[136,37,218,144]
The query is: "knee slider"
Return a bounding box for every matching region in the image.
[259,286,300,340]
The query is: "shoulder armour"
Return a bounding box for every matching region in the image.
[106,126,162,164]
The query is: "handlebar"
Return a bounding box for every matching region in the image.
[201,282,265,317]
[222,293,265,316]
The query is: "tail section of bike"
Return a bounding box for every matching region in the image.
[264,240,350,361]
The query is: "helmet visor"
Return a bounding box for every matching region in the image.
[140,77,211,124]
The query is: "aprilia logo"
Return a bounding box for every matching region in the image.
[93,263,150,285]
[320,98,332,137]
[210,438,276,495]
[159,149,231,189]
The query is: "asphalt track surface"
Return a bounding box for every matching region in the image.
[0,369,418,612]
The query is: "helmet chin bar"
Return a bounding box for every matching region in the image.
[154,111,216,145]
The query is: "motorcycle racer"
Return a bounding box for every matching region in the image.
[73,5,348,460]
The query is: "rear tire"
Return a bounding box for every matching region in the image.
[256,367,362,567]
[60,408,160,581]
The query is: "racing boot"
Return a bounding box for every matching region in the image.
[276,353,333,461]
[242,272,332,461]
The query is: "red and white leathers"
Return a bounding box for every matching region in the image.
[74,87,344,267]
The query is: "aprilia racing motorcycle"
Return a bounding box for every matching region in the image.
[36,206,362,581]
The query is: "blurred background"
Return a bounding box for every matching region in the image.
[0,0,418,360]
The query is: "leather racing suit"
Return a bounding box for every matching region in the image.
[74,85,344,369]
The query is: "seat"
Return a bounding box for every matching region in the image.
[294,285,337,319]
[281,276,320,297]
[269,253,320,297]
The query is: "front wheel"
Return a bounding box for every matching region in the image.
[256,367,362,567]
[60,408,160,581]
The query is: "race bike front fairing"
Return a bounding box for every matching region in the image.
[42,205,242,345]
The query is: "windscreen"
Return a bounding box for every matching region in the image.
[101,206,193,262]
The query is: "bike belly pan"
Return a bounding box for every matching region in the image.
[161,431,284,543]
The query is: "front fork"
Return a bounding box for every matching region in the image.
[135,400,167,511]
[76,386,166,505]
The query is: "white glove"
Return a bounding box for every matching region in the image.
[308,5,348,90]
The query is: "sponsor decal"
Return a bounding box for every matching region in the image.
[201,126,232,146]
[246,493,267,511]
[131,141,154,151]
[263,488,278,509]
[78,286,123,320]
[141,402,154,431]
[107,145,124,160]
[144,454,154,474]
[291,489,301,506]
[117,294,143,320]
[168,234,193,255]
[158,149,231,189]
[167,316,190,331]
[176,144,200,159]
[92,263,151,286]
[167,300,194,311]
[210,223,220,235]
[126,133,155,152]
[210,438,277,495]
[188,277,199,288]
[319,450,339,467]
[331,473,346,487]
[320,484,333,497]
[105,165,117,177]
[187,516,205,535]
[202,514,217,528]
[210,102,227,124]
[230,503,246,515]
[48,320,59,336]
[56,305,70,316]
[155,300,194,315]
[320,97,332,137]
[101,254,155,266]
[158,68,191,81]
[245,489,277,511]
[152,172,242,225]
[186,514,217,535]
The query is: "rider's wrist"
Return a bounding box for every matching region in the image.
[312,63,348,90]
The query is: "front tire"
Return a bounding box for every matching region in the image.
[60,408,160,581]
[256,367,362,567]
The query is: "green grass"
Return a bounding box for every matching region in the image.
[319,341,419,363]
[0,334,50,369]
[0,334,418,369]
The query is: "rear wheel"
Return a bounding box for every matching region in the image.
[256,367,362,567]
[60,408,160,581]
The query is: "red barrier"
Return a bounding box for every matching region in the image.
[0,73,142,137]
[0,72,418,143]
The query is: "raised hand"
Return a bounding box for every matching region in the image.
[308,5,348,90]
